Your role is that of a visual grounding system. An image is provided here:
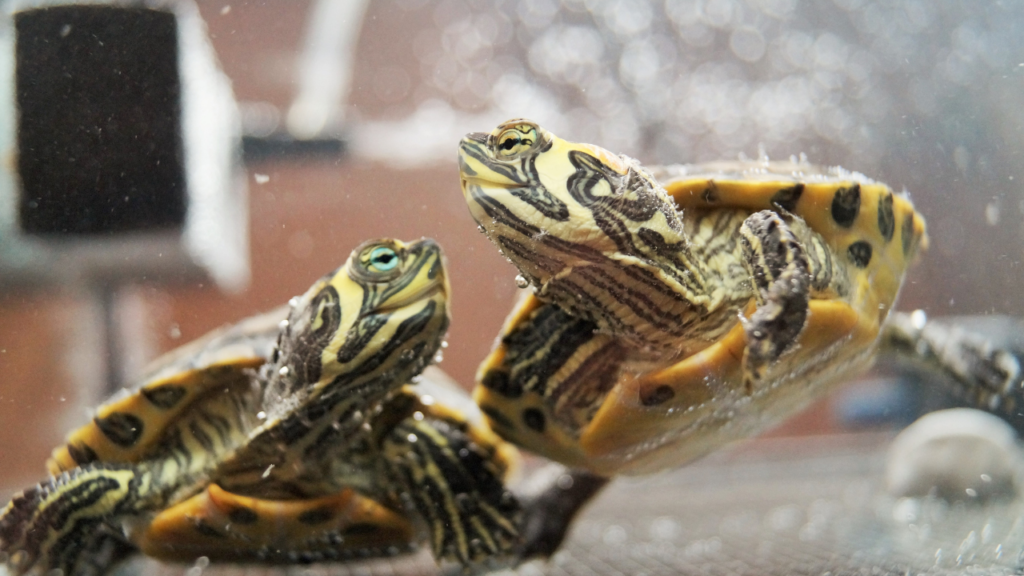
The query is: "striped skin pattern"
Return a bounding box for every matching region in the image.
[459,120,927,475]
[881,313,1024,416]
[1,239,521,574]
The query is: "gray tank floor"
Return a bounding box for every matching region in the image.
[97,433,1024,575]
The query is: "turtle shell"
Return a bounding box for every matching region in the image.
[47,307,282,475]
[460,121,927,476]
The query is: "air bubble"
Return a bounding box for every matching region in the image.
[407,433,418,443]
[279,366,290,376]
[515,274,529,288]
[256,411,266,420]
[985,201,1000,226]
[910,309,927,330]
[278,319,289,329]
[289,297,300,307]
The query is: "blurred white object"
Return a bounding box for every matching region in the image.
[886,408,1021,501]
[286,0,369,139]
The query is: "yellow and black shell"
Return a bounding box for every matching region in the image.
[0,238,521,576]
[459,120,927,476]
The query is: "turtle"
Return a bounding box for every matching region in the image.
[0,237,523,576]
[457,119,931,477]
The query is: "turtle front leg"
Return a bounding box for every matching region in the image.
[382,414,521,568]
[881,311,1024,415]
[738,211,811,391]
[0,464,148,576]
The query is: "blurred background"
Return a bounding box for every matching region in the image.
[0,2,1022,571]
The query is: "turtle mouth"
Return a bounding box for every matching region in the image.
[377,280,445,315]
[458,136,519,189]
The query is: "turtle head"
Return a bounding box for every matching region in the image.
[268,238,450,406]
[459,119,658,288]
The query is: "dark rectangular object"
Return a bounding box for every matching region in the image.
[16,5,186,236]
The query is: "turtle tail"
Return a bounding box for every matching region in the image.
[0,464,148,576]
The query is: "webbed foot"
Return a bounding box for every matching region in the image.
[882,311,1024,415]
[739,210,811,391]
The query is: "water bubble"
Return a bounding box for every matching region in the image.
[515,274,530,288]
[910,309,927,330]
[985,200,1000,226]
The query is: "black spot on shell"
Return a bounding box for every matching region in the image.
[901,214,916,256]
[67,442,98,466]
[298,507,335,525]
[228,506,259,525]
[877,193,895,242]
[141,384,187,409]
[701,184,719,203]
[522,408,546,433]
[193,520,224,537]
[480,405,515,430]
[770,184,804,212]
[831,184,861,228]
[640,385,676,406]
[848,241,873,268]
[481,369,522,399]
[95,412,144,447]
[344,523,380,535]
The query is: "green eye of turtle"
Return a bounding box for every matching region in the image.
[367,246,399,273]
[495,124,539,159]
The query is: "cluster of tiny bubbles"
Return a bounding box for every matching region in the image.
[364,0,1020,180]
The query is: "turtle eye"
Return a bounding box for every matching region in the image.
[365,246,400,273]
[495,124,540,160]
